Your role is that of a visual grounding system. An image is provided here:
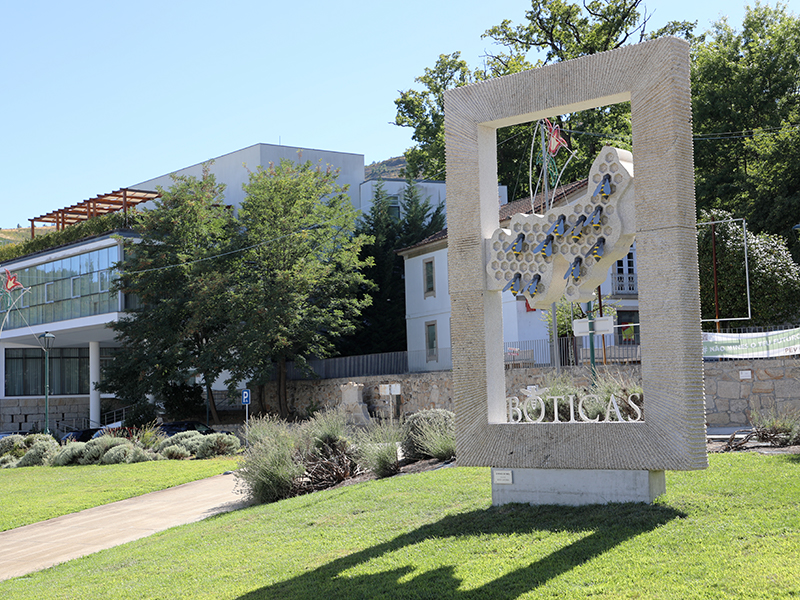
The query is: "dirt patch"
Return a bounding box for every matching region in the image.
[329,458,455,489]
[707,440,800,454]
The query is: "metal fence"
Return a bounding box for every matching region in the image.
[275,336,644,381]
[504,336,641,368]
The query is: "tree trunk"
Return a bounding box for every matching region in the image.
[204,378,221,424]
[277,358,289,420]
[256,383,267,415]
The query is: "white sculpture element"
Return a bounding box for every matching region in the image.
[339,382,370,424]
[486,147,635,306]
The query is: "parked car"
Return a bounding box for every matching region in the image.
[158,421,228,437]
[61,428,102,443]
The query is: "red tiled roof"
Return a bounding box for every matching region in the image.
[399,178,588,254]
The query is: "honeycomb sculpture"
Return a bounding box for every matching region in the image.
[486,146,635,307]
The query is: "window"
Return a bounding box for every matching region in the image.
[5,347,90,396]
[1,245,120,331]
[616,310,640,345]
[388,195,401,221]
[613,246,637,295]
[425,321,438,361]
[423,259,435,298]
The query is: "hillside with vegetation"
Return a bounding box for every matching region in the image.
[364,156,406,180]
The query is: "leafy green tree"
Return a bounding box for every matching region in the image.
[742,114,800,261]
[99,164,236,424]
[337,178,445,356]
[227,159,372,419]
[692,2,800,258]
[697,209,800,328]
[395,0,694,198]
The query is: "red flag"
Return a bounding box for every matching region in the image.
[544,118,569,156]
[4,269,23,292]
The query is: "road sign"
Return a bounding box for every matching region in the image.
[242,389,251,405]
[573,316,614,336]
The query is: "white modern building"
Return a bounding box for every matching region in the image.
[0,144,376,434]
[398,179,640,372]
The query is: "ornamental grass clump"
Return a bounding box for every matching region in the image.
[354,421,402,478]
[295,408,359,492]
[750,407,800,446]
[236,415,304,504]
[400,409,455,461]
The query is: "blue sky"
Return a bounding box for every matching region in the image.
[1,0,753,229]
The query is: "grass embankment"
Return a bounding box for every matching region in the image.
[0,457,238,531]
[2,453,799,599]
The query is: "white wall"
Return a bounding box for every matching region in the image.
[404,247,451,368]
[132,143,365,214]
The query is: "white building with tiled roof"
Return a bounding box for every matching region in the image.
[398,180,640,371]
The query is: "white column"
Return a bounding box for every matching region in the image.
[89,341,100,426]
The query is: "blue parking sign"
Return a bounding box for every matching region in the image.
[242,389,251,405]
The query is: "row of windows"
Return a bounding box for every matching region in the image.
[1,246,120,330]
[9,246,117,286]
[5,348,116,396]
[1,292,119,330]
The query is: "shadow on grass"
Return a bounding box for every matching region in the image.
[237,502,684,600]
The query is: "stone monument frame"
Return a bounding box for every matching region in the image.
[444,37,707,473]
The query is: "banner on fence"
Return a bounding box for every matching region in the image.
[702,328,800,359]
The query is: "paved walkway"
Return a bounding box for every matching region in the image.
[0,472,252,581]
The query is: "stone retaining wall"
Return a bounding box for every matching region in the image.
[4,358,797,432]
[703,358,800,428]
[0,396,89,434]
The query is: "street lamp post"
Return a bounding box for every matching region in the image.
[39,332,55,435]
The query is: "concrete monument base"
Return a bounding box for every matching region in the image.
[491,468,666,506]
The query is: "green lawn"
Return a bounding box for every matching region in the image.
[0,457,239,531]
[2,453,799,599]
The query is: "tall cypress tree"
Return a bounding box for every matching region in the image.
[338,178,445,355]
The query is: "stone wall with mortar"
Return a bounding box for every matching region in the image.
[3,359,794,432]
[704,358,800,428]
[0,396,90,434]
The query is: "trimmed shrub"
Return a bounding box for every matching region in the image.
[401,409,455,461]
[0,455,19,468]
[51,442,87,466]
[354,421,401,478]
[196,433,241,459]
[162,444,190,460]
[80,436,130,465]
[0,434,26,458]
[128,446,156,463]
[101,443,135,465]
[236,416,304,504]
[158,431,205,455]
[17,438,60,467]
[23,433,58,449]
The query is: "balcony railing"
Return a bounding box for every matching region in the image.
[612,273,637,295]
